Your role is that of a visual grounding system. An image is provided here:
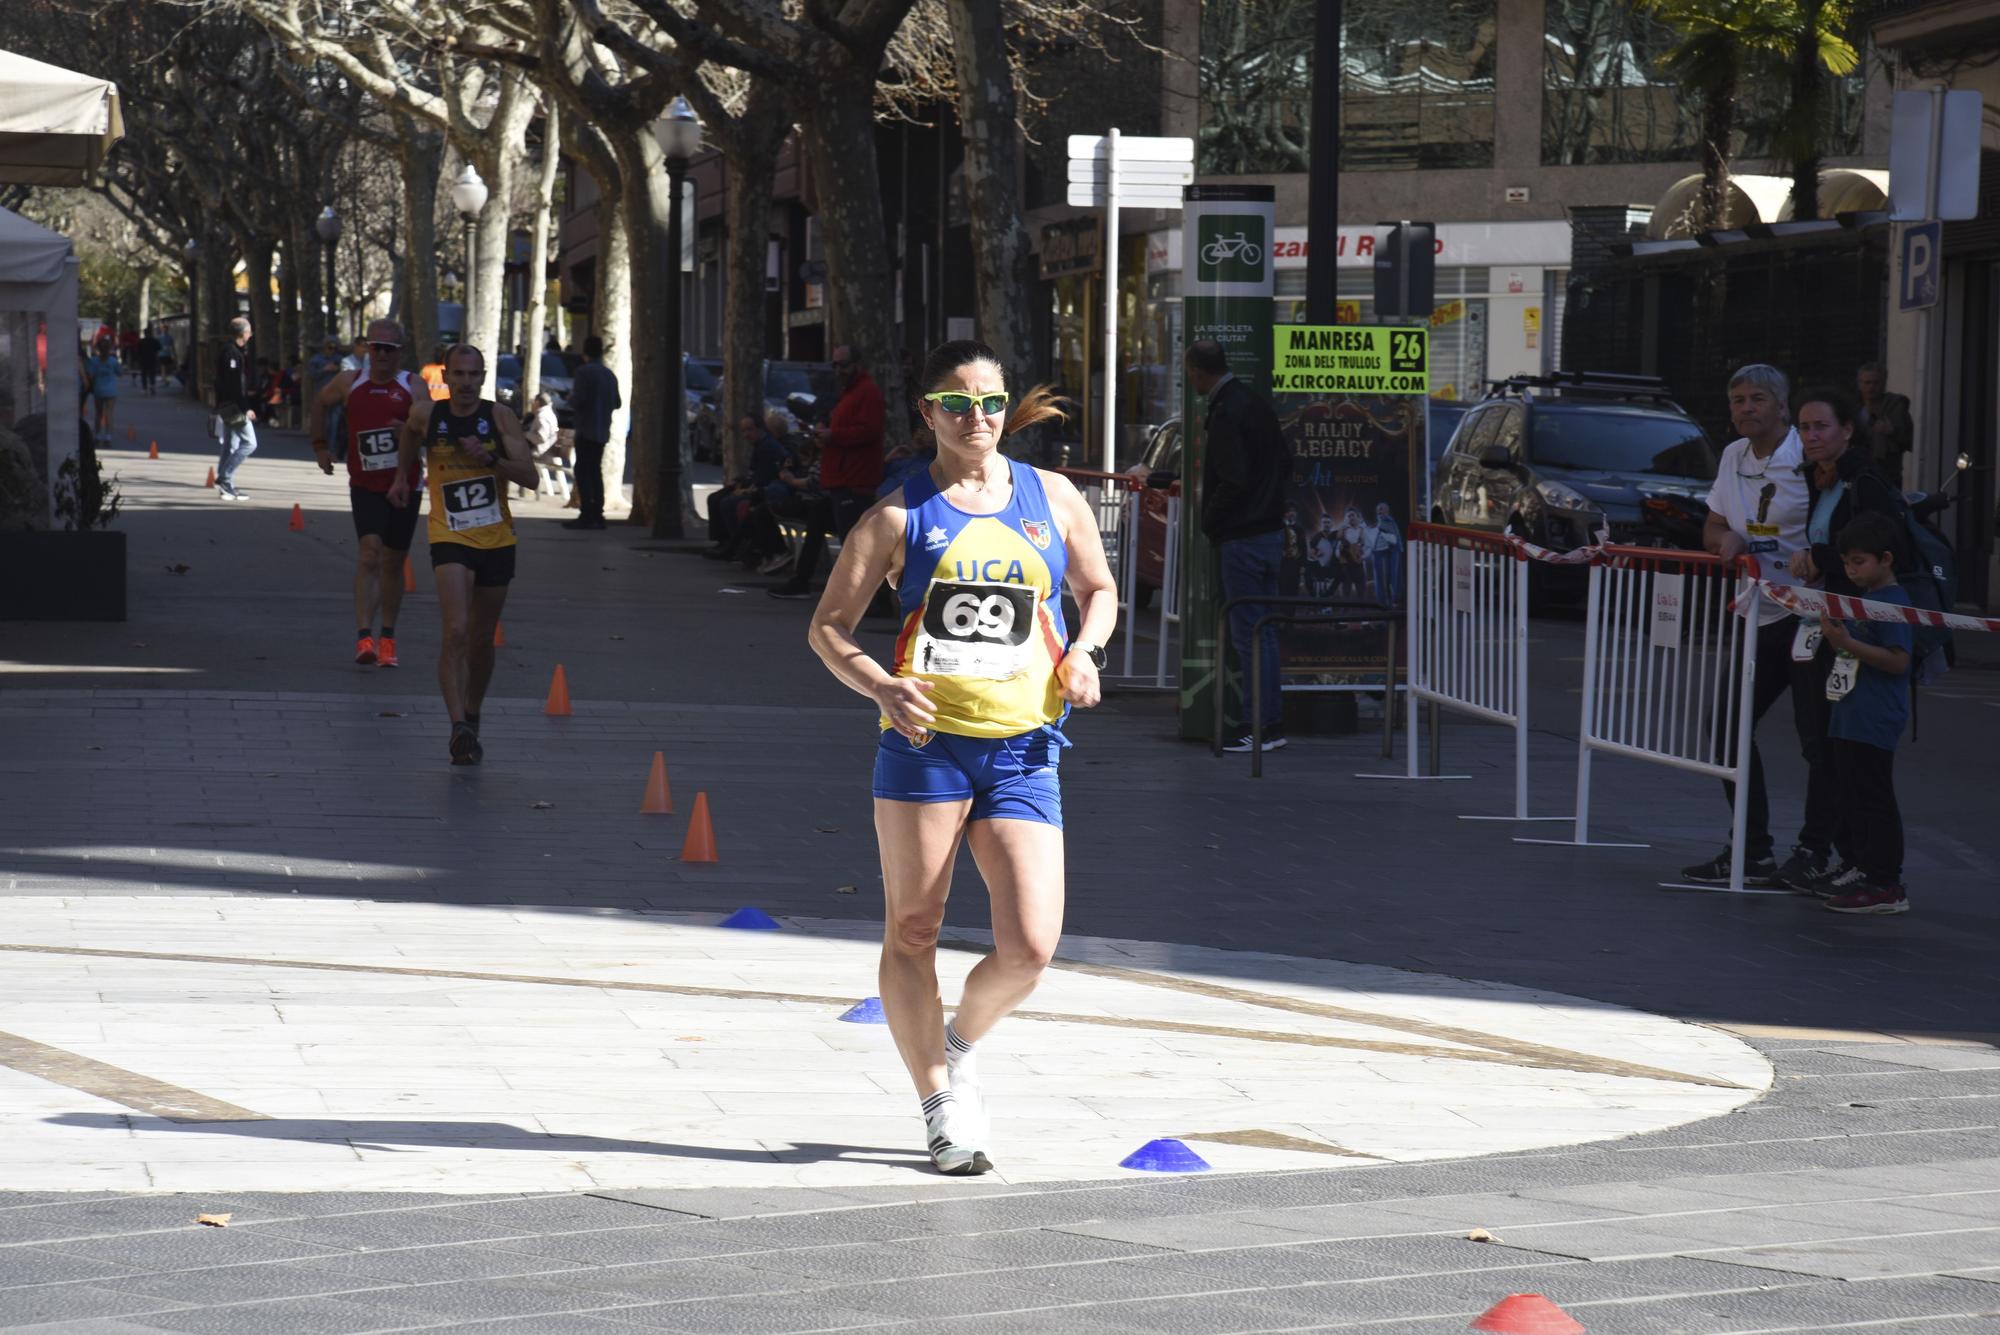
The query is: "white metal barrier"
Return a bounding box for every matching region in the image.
[1362,522,1560,822]
[1517,545,1770,894]
[1059,469,1179,689]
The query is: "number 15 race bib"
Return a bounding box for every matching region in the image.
[443,476,502,532]
[356,426,400,472]
[912,580,1037,680]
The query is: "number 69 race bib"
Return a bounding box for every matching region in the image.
[442,477,502,532]
[912,580,1037,680]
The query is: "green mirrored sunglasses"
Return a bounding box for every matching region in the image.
[923,390,1010,416]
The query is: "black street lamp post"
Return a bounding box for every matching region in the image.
[651,97,702,539]
[315,206,341,345]
[451,165,488,348]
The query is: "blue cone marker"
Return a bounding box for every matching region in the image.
[1119,1138,1212,1172]
[717,907,780,931]
[838,997,888,1024]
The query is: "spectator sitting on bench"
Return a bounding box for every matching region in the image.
[706,412,797,572]
[520,391,564,499]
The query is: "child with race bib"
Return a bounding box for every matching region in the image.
[1818,511,1914,916]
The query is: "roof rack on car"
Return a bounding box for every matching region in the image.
[1485,371,1682,406]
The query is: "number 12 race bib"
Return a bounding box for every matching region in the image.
[357,427,400,472]
[443,477,501,531]
[912,580,1037,680]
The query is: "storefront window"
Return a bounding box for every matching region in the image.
[1543,0,1866,164]
[1340,0,1497,170]
[1198,0,1496,174]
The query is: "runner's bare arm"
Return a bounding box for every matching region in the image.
[1044,470,1117,708]
[307,370,356,474]
[387,411,425,507]
[807,497,936,739]
[486,405,540,489]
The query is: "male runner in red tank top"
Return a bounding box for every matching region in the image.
[309,319,425,667]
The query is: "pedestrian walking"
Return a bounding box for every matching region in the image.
[1184,338,1293,753]
[211,317,259,500]
[387,344,538,765]
[804,337,1116,1175]
[83,338,121,445]
[564,336,621,530]
[1818,511,1916,915]
[1679,363,1818,887]
[1854,362,1913,474]
[770,343,884,598]
[1779,387,1910,893]
[309,319,425,669]
[134,326,161,396]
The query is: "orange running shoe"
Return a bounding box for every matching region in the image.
[354,635,378,665]
[377,636,399,668]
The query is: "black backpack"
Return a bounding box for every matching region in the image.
[1895,500,1957,684]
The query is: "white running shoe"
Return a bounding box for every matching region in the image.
[922,1094,992,1176]
[947,1046,991,1160]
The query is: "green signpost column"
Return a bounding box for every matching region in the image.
[1179,184,1275,741]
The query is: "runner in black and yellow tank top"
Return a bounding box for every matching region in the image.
[804,339,1120,1175]
[387,344,539,767]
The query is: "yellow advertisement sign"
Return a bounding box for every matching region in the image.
[1272,325,1429,395]
[1429,300,1465,328]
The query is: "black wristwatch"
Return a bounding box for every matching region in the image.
[1071,640,1107,670]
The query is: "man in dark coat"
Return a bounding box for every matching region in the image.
[1186,338,1293,753]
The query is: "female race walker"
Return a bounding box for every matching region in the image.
[808,340,1118,1175]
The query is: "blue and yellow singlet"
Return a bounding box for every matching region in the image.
[889,458,1069,739]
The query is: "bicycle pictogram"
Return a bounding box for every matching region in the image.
[1200,232,1263,267]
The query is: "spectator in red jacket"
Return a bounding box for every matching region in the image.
[769,344,885,599]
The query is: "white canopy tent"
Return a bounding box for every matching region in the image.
[0,51,124,186]
[0,50,122,527]
[0,207,81,527]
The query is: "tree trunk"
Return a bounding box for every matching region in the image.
[240,232,279,381]
[277,243,299,366]
[464,71,538,398]
[522,106,559,406]
[136,270,152,333]
[618,126,685,529]
[798,72,909,452]
[722,112,788,482]
[1788,4,1823,222]
[595,180,635,519]
[948,0,1036,380]
[396,120,441,366]
[1697,72,1737,233]
[293,209,325,353]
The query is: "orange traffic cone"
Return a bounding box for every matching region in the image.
[1470,1294,1585,1335]
[493,620,507,648]
[288,503,305,531]
[680,792,718,862]
[204,466,215,488]
[640,751,674,814]
[544,664,572,716]
[403,555,415,593]
[146,440,159,459]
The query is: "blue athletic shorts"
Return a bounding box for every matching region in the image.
[872,725,1065,827]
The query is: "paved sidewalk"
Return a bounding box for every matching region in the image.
[0,390,1997,1331]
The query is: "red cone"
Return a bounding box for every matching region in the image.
[1470,1294,1585,1335]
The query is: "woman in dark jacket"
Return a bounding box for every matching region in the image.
[1774,387,1906,893]
[1790,387,1906,596]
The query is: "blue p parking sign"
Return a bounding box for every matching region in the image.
[1901,222,1941,311]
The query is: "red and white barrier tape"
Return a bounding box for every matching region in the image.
[1511,538,1602,565]
[1753,578,2000,634]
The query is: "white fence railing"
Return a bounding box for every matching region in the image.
[1374,522,1561,822]
[1517,545,1770,894]
[1060,469,1178,689]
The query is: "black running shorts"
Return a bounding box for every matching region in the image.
[430,542,517,587]
[350,486,422,551]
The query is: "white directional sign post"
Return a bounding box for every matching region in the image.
[1067,132,1194,474]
